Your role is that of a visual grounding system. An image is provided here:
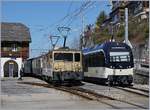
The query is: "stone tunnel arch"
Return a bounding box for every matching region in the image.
[4,60,18,77]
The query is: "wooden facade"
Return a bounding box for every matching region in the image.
[1,22,31,60]
[1,41,29,59]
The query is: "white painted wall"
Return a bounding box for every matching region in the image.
[0,57,22,78]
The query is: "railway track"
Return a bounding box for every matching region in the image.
[18,80,148,109]
[129,86,149,93]
[82,81,149,109]
[114,86,149,97]
[83,80,149,97]
[115,86,148,96]
[18,81,120,109]
[72,86,148,109]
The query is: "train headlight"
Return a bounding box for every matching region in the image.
[54,65,60,70]
[78,67,81,71]
[54,67,58,70]
[75,64,81,71]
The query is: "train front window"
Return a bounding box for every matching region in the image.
[110,52,130,62]
[54,53,73,61]
[75,53,80,62]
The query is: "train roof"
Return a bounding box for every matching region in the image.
[26,47,81,61]
[82,41,131,55]
[53,47,81,51]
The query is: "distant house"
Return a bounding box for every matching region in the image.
[127,1,149,22]
[110,1,127,23]
[107,1,149,36]
[1,22,31,78]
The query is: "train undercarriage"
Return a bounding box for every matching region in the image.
[84,75,133,86]
[107,75,133,86]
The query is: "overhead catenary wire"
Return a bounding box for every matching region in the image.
[66,1,96,27]
[29,2,85,52]
[41,1,93,49]
[30,1,97,57]
[31,1,93,33]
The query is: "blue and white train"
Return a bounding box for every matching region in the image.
[83,41,134,85]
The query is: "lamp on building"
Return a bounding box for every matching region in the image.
[9,53,12,57]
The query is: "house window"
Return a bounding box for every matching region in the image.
[12,44,18,52]
[75,53,80,62]
[3,47,9,51]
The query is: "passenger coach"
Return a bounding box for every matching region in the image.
[83,41,134,85]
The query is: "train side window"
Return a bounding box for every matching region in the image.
[98,53,105,67]
[88,55,90,67]
[95,53,100,67]
[33,60,36,68]
[125,55,130,62]
[75,53,80,62]
[93,53,97,67]
[85,55,89,67]
[83,55,88,72]
[40,58,43,68]
[89,55,93,67]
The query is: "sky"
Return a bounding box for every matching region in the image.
[2,0,111,58]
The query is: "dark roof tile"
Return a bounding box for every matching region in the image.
[1,22,31,42]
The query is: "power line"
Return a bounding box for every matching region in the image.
[66,1,96,27]
[31,49,49,51]
[32,1,92,33]
[41,2,93,47]
[67,1,73,16]
[30,1,96,57]
[30,2,84,50]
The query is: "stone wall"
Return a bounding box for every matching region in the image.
[133,70,149,84]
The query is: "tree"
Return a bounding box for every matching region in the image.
[123,18,149,44]
[96,11,107,28]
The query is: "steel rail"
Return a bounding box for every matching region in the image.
[18,81,148,109]
[129,86,149,93]
[18,81,119,108]
[115,86,149,97]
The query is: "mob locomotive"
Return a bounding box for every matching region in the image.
[23,47,83,84]
[83,41,134,85]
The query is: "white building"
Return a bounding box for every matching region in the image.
[1,22,31,78]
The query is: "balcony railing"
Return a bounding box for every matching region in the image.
[1,51,29,59]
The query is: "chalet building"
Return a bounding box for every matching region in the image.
[104,1,149,36]
[127,1,149,22]
[1,22,31,78]
[110,1,127,24]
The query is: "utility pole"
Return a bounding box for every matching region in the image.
[110,22,114,41]
[125,8,132,48]
[125,8,128,44]
[81,10,85,49]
